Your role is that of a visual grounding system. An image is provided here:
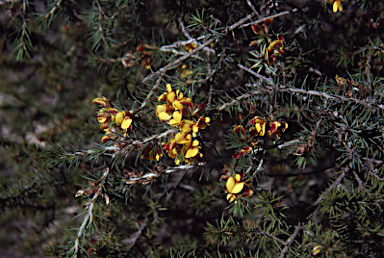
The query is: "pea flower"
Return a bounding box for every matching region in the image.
[169,111,183,127]
[221,173,253,203]
[249,116,267,136]
[266,35,285,65]
[328,0,345,13]
[232,146,253,159]
[268,121,288,138]
[93,96,112,108]
[180,116,211,136]
[156,104,173,121]
[184,42,197,52]
[312,245,322,257]
[115,111,133,129]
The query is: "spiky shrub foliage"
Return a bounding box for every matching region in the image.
[1,0,384,257]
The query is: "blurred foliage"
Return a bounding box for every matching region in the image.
[0,0,384,257]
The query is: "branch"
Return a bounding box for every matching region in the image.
[240,63,384,110]
[239,9,298,29]
[246,0,261,19]
[142,37,217,83]
[313,167,347,206]
[278,224,301,258]
[72,167,110,258]
[352,170,371,195]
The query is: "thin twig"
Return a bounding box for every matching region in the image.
[142,37,217,83]
[133,71,166,115]
[352,170,371,195]
[369,170,384,181]
[246,0,261,19]
[72,167,110,257]
[143,6,280,84]
[313,167,347,206]
[238,63,273,85]
[256,229,286,245]
[240,63,384,110]
[240,9,297,29]
[278,224,301,258]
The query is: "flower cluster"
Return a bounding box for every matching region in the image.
[153,84,210,164]
[232,116,288,159]
[249,18,274,46]
[93,97,133,142]
[249,18,286,66]
[220,173,253,203]
[122,44,157,69]
[265,35,285,65]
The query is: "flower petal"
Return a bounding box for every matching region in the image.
[121,116,132,129]
[115,111,124,126]
[226,177,236,192]
[231,182,245,194]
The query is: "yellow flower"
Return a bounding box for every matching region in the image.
[169,111,183,127]
[249,116,267,136]
[115,111,133,129]
[328,0,345,13]
[268,120,288,138]
[182,140,202,159]
[312,245,322,256]
[182,139,203,164]
[163,139,179,159]
[96,108,117,129]
[335,74,346,85]
[226,174,245,202]
[184,42,197,52]
[221,173,254,203]
[180,116,211,136]
[93,96,112,108]
[174,132,192,144]
[180,64,193,78]
[157,84,194,112]
[156,104,173,121]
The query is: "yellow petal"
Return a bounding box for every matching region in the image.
[166,83,173,92]
[173,111,182,121]
[338,2,343,12]
[167,92,176,103]
[158,112,172,121]
[115,111,124,126]
[185,148,199,158]
[173,100,184,110]
[333,2,338,12]
[175,132,191,144]
[227,193,236,202]
[121,117,132,129]
[231,182,244,194]
[226,177,235,192]
[180,120,194,133]
[235,174,241,182]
